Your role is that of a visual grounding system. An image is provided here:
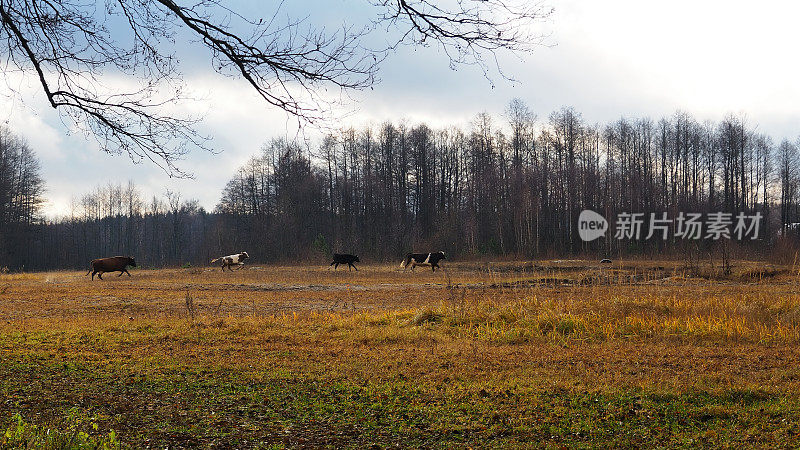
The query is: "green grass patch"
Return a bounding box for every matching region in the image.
[1,351,799,448]
[1,411,120,449]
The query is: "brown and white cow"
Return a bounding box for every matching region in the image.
[211,252,249,271]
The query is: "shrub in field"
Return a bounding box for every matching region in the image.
[537,316,582,337]
[185,291,197,323]
[312,233,331,257]
[412,307,442,325]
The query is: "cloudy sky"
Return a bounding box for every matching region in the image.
[2,0,799,218]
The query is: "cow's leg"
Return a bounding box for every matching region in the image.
[334,263,339,270]
[350,263,358,271]
[98,272,104,280]
[91,271,96,280]
[329,262,336,270]
[118,271,124,276]
[124,269,131,277]
[431,265,436,272]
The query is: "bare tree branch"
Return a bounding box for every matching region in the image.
[0,0,551,175]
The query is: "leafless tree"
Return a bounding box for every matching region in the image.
[778,140,799,231]
[0,0,551,175]
[0,124,43,266]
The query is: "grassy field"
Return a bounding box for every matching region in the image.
[1,260,800,448]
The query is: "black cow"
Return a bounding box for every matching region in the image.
[330,253,360,271]
[400,251,446,272]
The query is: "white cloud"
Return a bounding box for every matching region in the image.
[4,0,800,219]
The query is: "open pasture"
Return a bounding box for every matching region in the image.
[1,260,800,448]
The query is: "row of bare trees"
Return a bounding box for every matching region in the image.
[37,186,211,271]
[0,125,44,268]
[214,102,800,261]
[6,102,800,270]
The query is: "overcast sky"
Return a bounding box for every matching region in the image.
[3,0,800,218]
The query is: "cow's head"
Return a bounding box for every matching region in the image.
[240,252,249,260]
[128,257,137,267]
[439,251,446,259]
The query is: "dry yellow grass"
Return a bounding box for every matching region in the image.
[3,260,798,342]
[1,260,800,447]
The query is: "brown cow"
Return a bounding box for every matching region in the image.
[86,256,137,280]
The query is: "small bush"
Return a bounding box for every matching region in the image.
[555,317,578,336]
[412,308,443,326]
[184,291,197,322]
[538,316,582,337]
[312,233,331,257]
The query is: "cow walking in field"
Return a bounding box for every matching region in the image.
[330,253,360,271]
[86,256,137,280]
[211,252,249,271]
[400,251,446,272]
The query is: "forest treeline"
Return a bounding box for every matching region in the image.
[3,100,800,271]
[0,126,45,269]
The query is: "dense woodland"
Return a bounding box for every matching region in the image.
[0,126,45,269]
[3,101,800,271]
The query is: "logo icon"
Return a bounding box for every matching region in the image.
[578,210,608,241]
